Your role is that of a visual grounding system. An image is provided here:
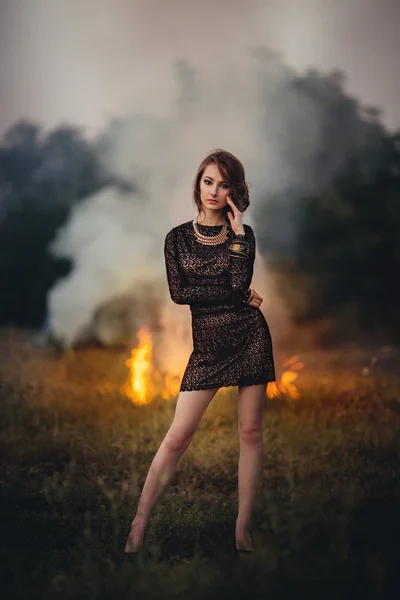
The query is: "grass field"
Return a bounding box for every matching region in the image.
[1,329,400,599]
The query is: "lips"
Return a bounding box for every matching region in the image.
[207,199,218,203]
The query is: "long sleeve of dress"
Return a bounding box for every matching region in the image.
[164,225,255,306]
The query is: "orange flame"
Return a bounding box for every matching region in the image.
[267,355,304,399]
[123,326,181,404]
[124,329,302,404]
[124,327,154,404]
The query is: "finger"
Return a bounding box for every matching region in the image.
[227,197,238,213]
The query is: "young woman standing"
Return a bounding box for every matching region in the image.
[125,149,275,553]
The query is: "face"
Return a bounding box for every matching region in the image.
[199,163,231,211]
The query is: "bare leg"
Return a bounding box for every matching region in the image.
[235,383,266,551]
[124,387,219,552]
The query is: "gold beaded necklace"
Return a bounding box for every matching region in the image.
[192,219,230,245]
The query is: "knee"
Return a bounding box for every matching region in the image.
[238,423,263,446]
[164,427,193,453]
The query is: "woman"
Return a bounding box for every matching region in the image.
[125,149,276,554]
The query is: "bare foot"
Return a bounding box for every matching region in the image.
[235,522,254,552]
[124,518,146,553]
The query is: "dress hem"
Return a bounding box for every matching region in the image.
[179,375,276,392]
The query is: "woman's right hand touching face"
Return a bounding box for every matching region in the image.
[248,288,263,308]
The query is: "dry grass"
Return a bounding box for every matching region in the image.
[1,328,400,599]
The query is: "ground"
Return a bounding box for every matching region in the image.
[0,328,399,599]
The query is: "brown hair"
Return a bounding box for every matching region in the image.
[193,149,250,226]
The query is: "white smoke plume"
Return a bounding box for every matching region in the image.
[45,45,379,369]
[46,53,299,363]
[0,0,395,376]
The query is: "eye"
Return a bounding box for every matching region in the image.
[204,178,230,189]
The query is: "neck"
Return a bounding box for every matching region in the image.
[196,210,226,226]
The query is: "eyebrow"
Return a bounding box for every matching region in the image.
[203,175,227,183]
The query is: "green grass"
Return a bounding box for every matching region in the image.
[1,342,400,599]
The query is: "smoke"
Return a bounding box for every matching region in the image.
[47,184,166,345]
[45,52,297,355]
[44,47,376,359]
[2,0,393,360]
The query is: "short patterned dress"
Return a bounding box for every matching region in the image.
[164,220,276,391]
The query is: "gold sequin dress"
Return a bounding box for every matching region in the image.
[164,220,276,391]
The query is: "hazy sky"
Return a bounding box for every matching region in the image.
[0,0,399,137]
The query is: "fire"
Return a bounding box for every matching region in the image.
[123,326,181,404]
[124,328,303,404]
[267,355,304,399]
[124,327,154,404]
